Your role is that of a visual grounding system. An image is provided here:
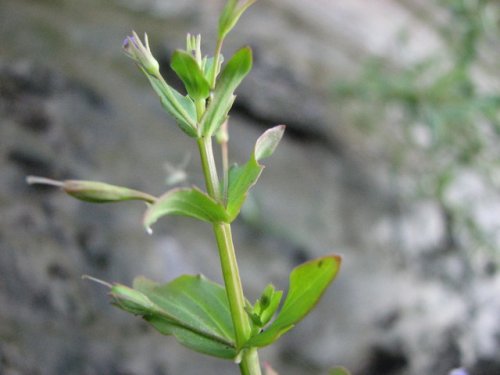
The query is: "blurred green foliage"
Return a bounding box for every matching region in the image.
[334,0,500,256]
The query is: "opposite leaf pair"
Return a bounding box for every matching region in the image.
[144,125,285,232]
[27,124,285,233]
[125,31,252,139]
[110,255,342,359]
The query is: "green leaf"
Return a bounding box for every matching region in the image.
[203,55,224,86]
[143,70,198,137]
[245,255,342,348]
[254,125,286,161]
[200,47,252,137]
[111,275,237,359]
[171,50,211,101]
[225,125,285,221]
[226,158,263,221]
[143,187,229,231]
[218,0,257,40]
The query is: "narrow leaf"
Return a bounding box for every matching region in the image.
[226,158,262,221]
[144,71,198,137]
[254,125,286,161]
[218,0,257,40]
[144,187,229,231]
[171,50,210,100]
[245,255,342,348]
[112,275,237,359]
[200,47,252,137]
[225,125,285,221]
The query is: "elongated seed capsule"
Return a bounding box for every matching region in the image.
[110,284,156,315]
[27,176,156,204]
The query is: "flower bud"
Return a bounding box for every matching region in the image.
[123,31,160,76]
[110,284,156,316]
[26,176,156,204]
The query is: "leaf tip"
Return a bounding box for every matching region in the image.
[254,125,286,161]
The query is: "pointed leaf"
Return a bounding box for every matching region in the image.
[218,0,238,39]
[171,50,211,100]
[111,275,237,359]
[200,47,252,137]
[254,125,286,161]
[226,158,262,221]
[245,255,342,348]
[144,70,198,137]
[226,125,285,221]
[144,187,229,230]
[218,0,257,40]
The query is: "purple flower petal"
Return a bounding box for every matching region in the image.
[122,37,130,49]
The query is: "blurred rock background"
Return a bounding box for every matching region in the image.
[1,0,499,374]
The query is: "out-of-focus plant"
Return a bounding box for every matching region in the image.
[27,1,342,374]
[334,0,500,256]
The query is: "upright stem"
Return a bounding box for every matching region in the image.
[197,137,220,199]
[197,136,262,375]
[218,121,230,202]
[213,223,251,345]
[211,38,224,88]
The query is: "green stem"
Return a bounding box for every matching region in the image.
[197,136,220,199]
[211,38,224,89]
[239,348,262,375]
[213,223,251,345]
[221,139,229,202]
[197,136,261,375]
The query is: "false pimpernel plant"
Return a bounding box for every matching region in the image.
[27,1,342,374]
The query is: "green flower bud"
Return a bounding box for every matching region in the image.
[26,176,156,204]
[110,284,156,316]
[123,31,160,76]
